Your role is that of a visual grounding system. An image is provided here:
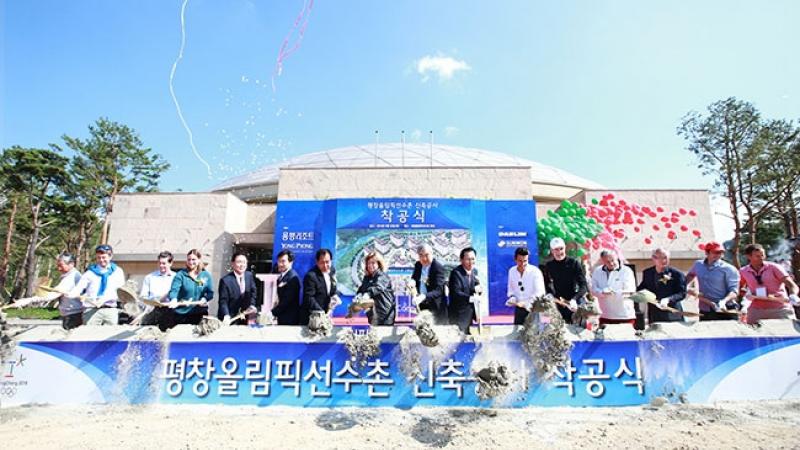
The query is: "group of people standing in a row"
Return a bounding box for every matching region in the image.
[28,237,800,332]
[509,238,800,327]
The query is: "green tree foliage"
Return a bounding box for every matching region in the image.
[56,118,170,245]
[679,97,800,268]
[1,146,70,296]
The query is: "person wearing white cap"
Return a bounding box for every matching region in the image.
[543,237,588,322]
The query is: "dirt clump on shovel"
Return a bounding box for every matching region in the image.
[306,310,333,339]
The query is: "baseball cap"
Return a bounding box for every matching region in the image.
[702,241,724,254]
[95,244,113,253]
[550,237,566,249]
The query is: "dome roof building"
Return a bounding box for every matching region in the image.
[211,143,604,202]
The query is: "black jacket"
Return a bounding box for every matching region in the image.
[411,259,448,324]
[358,270,395,325]
[217,271,257,322]
[447,265,478,334]
[300,266,336,325]
[543,257,588,322]
[271,268,301,325]
[638,266,687,323]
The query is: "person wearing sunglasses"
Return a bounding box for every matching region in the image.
[686,241,740,320]
[68,244,126,326]
[506,247,545,325]
[739,243,799,324]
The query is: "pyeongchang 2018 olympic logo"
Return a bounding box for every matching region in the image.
[1,353,28,398]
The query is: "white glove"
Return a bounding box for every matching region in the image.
[198,298,208,307]
[602,287,613,294]
[168,298,179,309]
[412,294,425,306]
[713,302,722,312]
[474,285,483,296]
[569,299,578,310]
[659,298,670,309]
[505,296,518,307]
[789,294,800,306]
[330,295,341,309]
[469,296,478,304]
[222,315,231,325]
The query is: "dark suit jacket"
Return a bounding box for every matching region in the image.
[217,271,257,322]
[638,266,687,323]
[447,265,478,334]
[411,259,448,324]
[271,269,301,325]
[300,266,336,325]
[358,270,396,325]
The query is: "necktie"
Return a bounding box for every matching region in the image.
[238,275,245,294]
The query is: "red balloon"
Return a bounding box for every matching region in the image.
[634,226,641,232]
[636,218,645,225]
[698,243,705,250]
[642,206,651,213]
[680,225,689,232]
[652,224,660,231]
[664,223,672,228]
[660,216,669,222]
[668,231,677,240]
[679,208,687,215]
[648,212,657,218]
[656,206,664,213]
[645,238,652,245]
[689,210,697,217]
[692,229,702,237]
[607,193,615,199]
[670,216,679,223]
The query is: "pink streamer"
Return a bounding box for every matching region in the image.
[272,0,315,92]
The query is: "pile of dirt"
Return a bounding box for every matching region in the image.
[339,327,382,367]
[519,295,573,381]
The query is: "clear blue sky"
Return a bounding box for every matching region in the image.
[3,0,799,192]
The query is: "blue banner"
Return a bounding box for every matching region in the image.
[6,335,800,407]
[273,198,539,320]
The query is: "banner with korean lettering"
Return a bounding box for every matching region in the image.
[4,335,800,407]
[273,198,539,321]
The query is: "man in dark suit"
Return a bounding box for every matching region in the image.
[271,249,302,325]
[448,247,480,334]
[217,252,257,325]
[637,247,687,323]
[300,248,339,325]
[411,243,448,324]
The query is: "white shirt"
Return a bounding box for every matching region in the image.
[591,265,636,320]
[507,264,545,307]
[69,265,126,307]
[56,268,83,316]
[322,271,332,294]
[139,269,176,301]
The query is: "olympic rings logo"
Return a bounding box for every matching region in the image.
[0,385,18,397]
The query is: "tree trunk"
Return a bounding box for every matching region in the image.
[24,204,41,297]
[11,252,28,299]
[0,197,18,295]
[100,186,118,245]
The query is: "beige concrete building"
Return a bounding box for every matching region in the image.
[108,144,714,304]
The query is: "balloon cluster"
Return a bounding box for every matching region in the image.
[537,194,705,260]
[585,193,703,248]
[537,200,604,259]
